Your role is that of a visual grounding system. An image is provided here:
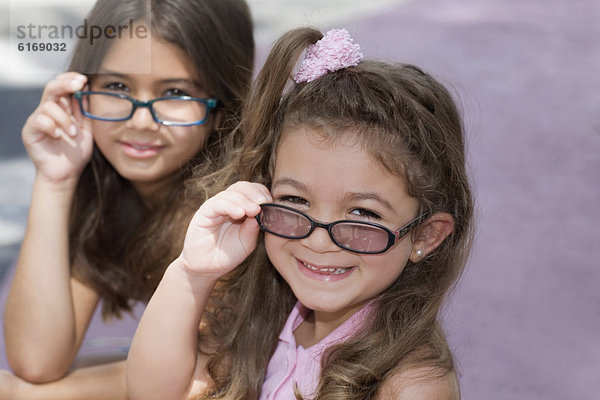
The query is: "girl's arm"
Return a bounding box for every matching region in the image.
[0,361,128,400]
[3,72,96,382]
[127,182,271,400]
[127,258,219,399]
[5,182,99,382]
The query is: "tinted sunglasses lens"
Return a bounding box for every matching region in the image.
[259,206,311,237]
[331,223,390,253]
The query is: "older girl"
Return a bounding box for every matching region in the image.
[2,0,253,399]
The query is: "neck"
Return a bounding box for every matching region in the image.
[131,170,181,208]
[294,301,369,348]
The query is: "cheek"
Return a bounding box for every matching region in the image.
[170,126,209,156]
[264,234,290,273]
[366,241,412,277]
[90,123,114,154]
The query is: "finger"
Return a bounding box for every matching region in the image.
[30,113,75,147]
[32,113,60,139]
[196,196,259,229]
[58,97,79,137]
[70,92,93,138]
[213,188,263,217]
[41,73,87,104]
[207,196,258,221]
[226,181,272,204]
[39,100,77,138]
[55,72,88,89]
[239,215,260,238]
[238,216,260,255]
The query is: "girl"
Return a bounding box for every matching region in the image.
[2,0,253,398]
[127,27,473,399]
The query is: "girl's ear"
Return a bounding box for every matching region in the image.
[409,212,454,262]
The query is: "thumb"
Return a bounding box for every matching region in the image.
[71,94,93,136]
[238,216,261,256]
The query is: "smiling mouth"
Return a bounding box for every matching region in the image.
[301,261,351,275]
[119,141,165,158]
[126,143,162,150]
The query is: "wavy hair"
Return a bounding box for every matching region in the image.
[67,0,254,318]
[196,27,473,399]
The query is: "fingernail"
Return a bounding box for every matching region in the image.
[71,78,85,89]
[69,125,77,137]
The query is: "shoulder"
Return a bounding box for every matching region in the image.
[376,366,460,400]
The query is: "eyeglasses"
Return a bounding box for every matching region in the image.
[74,91,218,126]
[255,203,428,255]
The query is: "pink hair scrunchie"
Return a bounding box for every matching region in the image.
[293,28,363,83]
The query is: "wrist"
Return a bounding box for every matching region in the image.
[33,173,79,195]
[167,257,220,294]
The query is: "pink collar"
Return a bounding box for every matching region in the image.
[279,301,373,353]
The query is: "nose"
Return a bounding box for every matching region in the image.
[299,224,339,253]
[126,104,159,131]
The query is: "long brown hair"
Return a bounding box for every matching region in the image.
[67,0,254,318]
[196,27,474,399]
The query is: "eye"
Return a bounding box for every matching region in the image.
[163,88,191,97]
[276,195,309,209]
[348,208,382,221]
[103,82,129,92]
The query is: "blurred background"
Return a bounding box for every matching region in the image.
[1,0,599,399]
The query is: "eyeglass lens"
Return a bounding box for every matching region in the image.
[83,93,208,124]
[258,205,391,253]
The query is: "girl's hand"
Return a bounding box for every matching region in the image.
[179,181,272,280]
[22,72,94,186]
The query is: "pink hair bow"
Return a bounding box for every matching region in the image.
[293,28,363,83]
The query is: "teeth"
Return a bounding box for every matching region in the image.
[302,261,349,275]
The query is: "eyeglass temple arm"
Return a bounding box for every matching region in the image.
[394,212,430,240]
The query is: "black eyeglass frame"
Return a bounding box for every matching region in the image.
[73,90,218,126]
[255,203,429,255]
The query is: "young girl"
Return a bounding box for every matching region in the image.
[127,27,473,399]
[2,0,253,398]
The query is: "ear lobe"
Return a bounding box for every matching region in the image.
[409,212,454,262]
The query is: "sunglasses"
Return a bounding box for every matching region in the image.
[255,203,428,255]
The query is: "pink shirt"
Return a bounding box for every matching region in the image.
[259,301,372,400]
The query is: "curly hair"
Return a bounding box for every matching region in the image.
[194,27,473,399]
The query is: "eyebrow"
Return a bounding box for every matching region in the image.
[95,69,203,89]
[271,177,309,192]
[272,177,394,210]
[346,192,394,211]
[160,78,204,89]
[95,69,129,78]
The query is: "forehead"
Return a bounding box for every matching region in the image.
[99,24,198,81]
[273,126,410,201]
